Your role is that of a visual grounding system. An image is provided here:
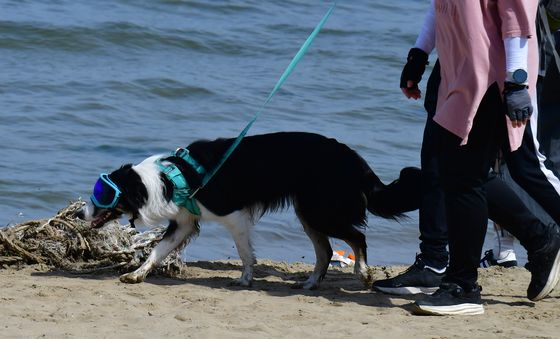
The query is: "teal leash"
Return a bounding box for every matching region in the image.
[196,1,337,192]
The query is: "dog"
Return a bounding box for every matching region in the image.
[77,132,419,289]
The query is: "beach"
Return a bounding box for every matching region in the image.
[2,262,559,338]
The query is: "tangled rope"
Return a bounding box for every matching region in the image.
[0,201,184,276]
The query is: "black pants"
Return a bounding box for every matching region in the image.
[418,70,448,268]
[538,31,560,171]
[419,61,551,288]
[505,39,560,224]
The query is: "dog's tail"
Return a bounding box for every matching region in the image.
[364,166,422,220]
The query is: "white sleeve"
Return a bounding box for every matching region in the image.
[414,0,436,54]
[503,37,529,74]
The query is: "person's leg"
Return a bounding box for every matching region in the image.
[505,117,560,224]
[371,61,447,295]
[418,61,448,269]
[438,130,493,290]
[413,125,490,315]
[370,113,447,295]
[484,34,560,265]
[537,33,560,170]
[413,84,504,316]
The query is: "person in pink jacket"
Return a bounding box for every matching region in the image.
[398,0,560,315]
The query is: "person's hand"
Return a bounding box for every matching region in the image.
[400,48,429,100]
[503,83,533,128]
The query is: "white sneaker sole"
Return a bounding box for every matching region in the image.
[412,303,484,316]
[531,247,560,301]
[495,250,517,263]
[373,286,439,295]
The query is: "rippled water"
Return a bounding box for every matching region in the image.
[1,0,510,265]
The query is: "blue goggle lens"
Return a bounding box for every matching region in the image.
[90,173,121,209]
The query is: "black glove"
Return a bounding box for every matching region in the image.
[503,83,533,124]
[400,48,429,89]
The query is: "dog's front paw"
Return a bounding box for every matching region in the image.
[119,272,145,284]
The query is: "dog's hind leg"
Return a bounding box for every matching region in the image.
[341,228,372,287]
[120,214,198,284]
[220,210,256,287]
[292,222,332,290]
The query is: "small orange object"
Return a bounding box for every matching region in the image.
[335,250,345,256]
[347,253,355,261]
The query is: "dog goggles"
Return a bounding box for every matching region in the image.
[90,173,121,209]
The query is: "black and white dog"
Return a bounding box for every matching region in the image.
[78,132,419,289]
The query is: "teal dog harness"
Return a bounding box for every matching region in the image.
[156,148,206,215]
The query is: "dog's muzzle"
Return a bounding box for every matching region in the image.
[75,203,120,228]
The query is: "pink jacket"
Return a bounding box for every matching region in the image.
[432,0,538,151]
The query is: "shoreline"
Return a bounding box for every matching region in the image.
[1,261,559,338]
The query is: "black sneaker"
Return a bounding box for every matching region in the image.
[480,249,518,268]
[525,226,560,301]
[412,282,484,316]
[372,255,445,295]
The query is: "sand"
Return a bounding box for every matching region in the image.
[1,261,559,339]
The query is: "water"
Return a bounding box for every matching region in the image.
[0,0,518,266]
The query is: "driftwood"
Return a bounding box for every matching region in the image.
[0,201,184,276]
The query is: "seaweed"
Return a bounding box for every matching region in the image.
[0,201,184,276]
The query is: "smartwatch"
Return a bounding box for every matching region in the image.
[507,69,528,85]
